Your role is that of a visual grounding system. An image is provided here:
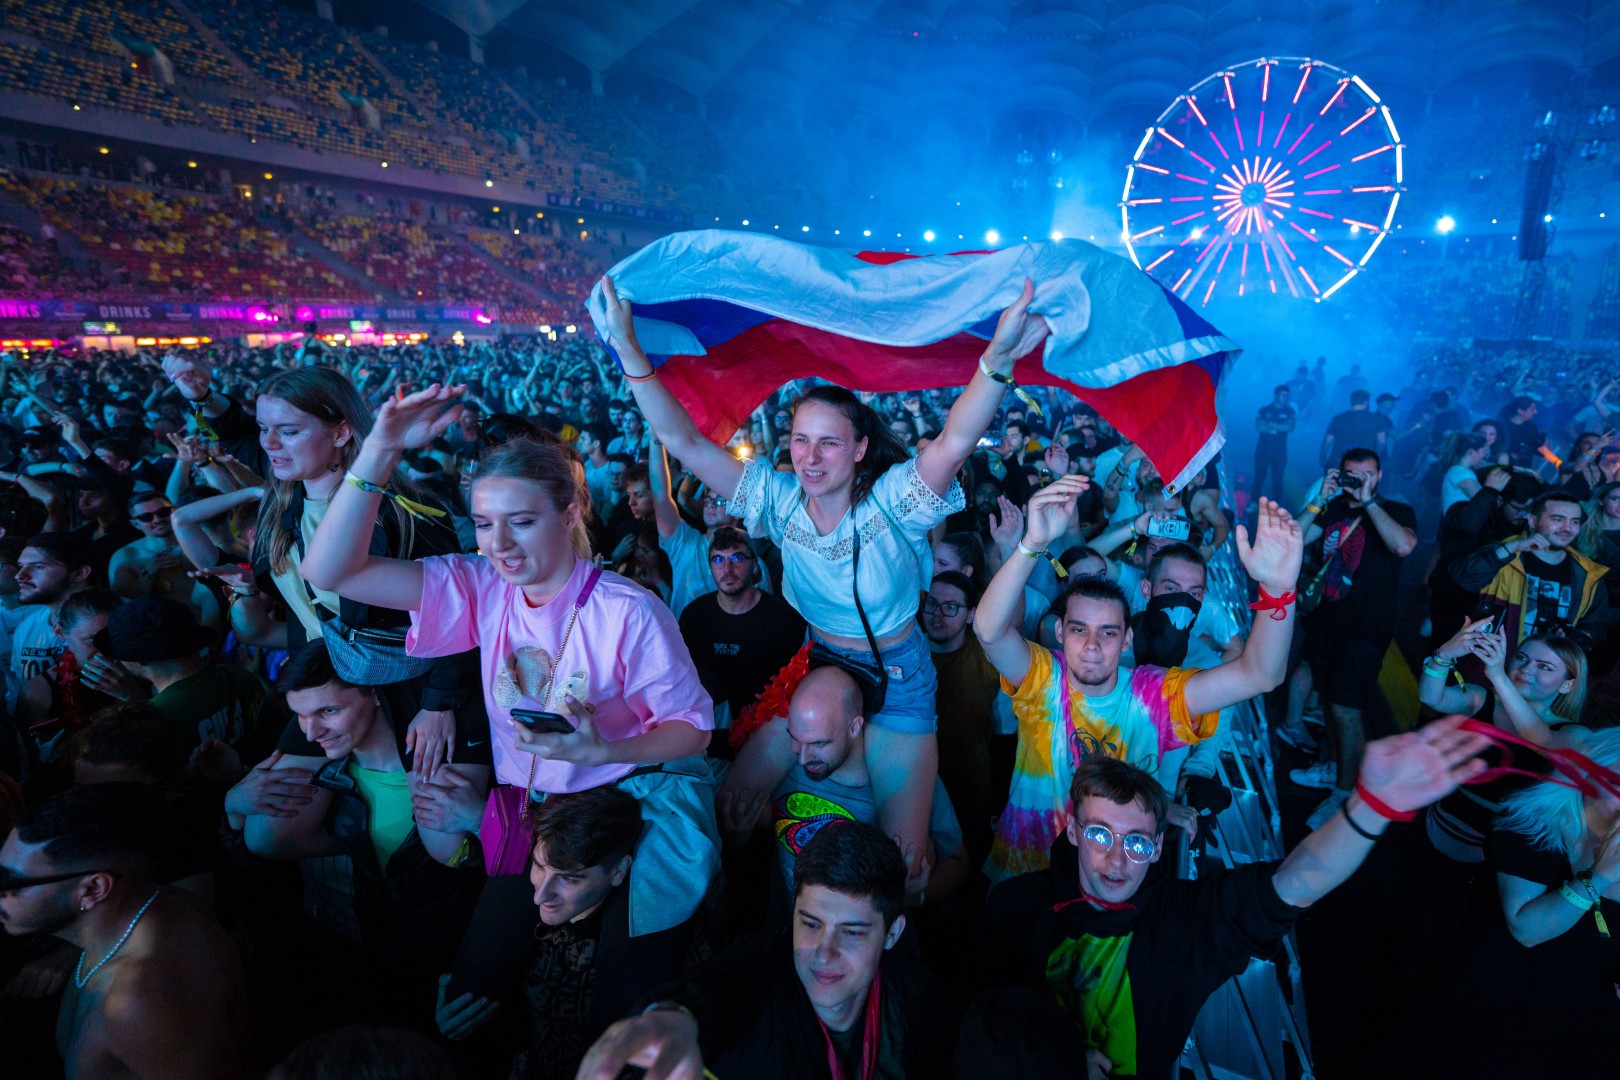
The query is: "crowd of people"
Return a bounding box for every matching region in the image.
[0,289,1613,1079]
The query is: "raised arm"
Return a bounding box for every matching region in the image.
[299,385,462,612]
[597,277,745,499]
[1417,618,1489,716]
[1272,716,1489,907]
[975,475,1089,689]
[649,444,682,539]
[172,486,262,571]
[915,278,1050,496]
[1180,498,1302,716]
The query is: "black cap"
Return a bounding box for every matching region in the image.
[92,596,213,663]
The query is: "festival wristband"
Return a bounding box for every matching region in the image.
[623,368,658,383]
[977,356,1043,417]
[1247,587,1297,621]
[1016,540,1068,579]
[344,471,448,521]
[1353,782,1417,822]
[1560,881,1595,911]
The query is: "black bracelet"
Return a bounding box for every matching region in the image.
[1339,800,1382,842]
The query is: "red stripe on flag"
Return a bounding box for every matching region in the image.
[654,319,1219,487]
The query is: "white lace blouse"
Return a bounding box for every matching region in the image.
[727,457,965,639]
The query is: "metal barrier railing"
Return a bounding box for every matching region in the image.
[1179,519,1317,1080]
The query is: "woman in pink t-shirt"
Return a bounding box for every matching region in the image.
[302,398,717,942]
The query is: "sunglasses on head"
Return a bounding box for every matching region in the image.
[0,866,114,892]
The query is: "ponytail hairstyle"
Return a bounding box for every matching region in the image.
[1438,430,1486,468]
[251,367,433,575]
[471,436,592,559]
[791,385,911,506]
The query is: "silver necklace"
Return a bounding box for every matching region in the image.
[74,889,160,989]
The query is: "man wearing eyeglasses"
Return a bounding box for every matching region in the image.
[107,493,221,633]
[678,528,805,735]
[923,570,1000,868]
[651,446,775,618]
[0,783,253,1078]
[976,719,1490,1080]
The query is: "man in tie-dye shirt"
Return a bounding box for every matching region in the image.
[974,478,1304,883]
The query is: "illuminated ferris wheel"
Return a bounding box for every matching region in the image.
[1121,58,1405,305]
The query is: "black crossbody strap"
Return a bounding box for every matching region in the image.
[851,530,883,663]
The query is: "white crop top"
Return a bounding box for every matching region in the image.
[728,456,965,639]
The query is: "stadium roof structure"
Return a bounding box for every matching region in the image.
[417,0,1620,127]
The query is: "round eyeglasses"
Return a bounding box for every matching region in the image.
[1081,824,1156,863]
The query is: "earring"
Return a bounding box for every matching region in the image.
[80,902,89,911]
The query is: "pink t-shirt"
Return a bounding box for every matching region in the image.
[407,554,713,793]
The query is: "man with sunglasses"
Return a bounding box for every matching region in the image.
[106,493,221,633]
[977,718,1490,1080]
[679,527,805,733]
[0,783,252,1078]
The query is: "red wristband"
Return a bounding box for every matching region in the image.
[1354,782,1416,822]
[1248,587,1297,621]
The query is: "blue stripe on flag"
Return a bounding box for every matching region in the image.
[1155,283,1220,343]
[632,298,776,350]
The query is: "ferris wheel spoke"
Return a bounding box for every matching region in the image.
[1123,57,1400,303]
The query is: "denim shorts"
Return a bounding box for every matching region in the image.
[809,624,938,735]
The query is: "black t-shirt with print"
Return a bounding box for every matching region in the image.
[678,590,807,719]
[1306,497,1417,642]
[1519,551,1576,638]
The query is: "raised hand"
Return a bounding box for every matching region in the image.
[1483,466,1513,492]
[597,276,645,361]
[1044,441,1070,477]
[1023,474,1090,550]
[1319,469,1343,502]
[161,352,215,402]
[1356,715,1490,815]
[1235,497,1303,595]
[981,278,1051,372]
[1471,629,1510,677]
[369,383,466,452]
[987,495,1025,556]
[1435,616,1490,661]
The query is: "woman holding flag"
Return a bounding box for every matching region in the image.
[598,274,1052,880]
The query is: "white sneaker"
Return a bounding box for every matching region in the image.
[1289,761,1338,790]
[1306,789,1351,830]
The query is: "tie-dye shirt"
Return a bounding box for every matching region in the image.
[986,645,1217,883]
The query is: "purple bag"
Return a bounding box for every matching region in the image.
[477,565,602,877]
[479,783,532,876]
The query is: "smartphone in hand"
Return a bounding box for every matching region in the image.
[511,709,575,734]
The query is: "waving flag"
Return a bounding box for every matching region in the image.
[584,230,1239,493]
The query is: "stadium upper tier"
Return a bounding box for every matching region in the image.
[0,0,715,217]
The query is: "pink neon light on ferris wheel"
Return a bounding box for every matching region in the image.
[1122,57,1403,307]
